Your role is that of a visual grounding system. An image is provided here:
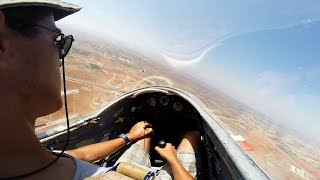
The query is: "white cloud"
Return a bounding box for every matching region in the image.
[306,67,320,81]
[300,19,313,25]
[265,94,320,140]
[225,70,320,142]
[257,87,274,96]
[240,87,320,142]
[161,44,221,68]
[257,70,300,95]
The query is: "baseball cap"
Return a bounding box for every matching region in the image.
[0,0,81,21]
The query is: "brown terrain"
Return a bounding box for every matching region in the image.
[36,33,320,180]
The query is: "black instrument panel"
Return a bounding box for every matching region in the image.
[130,93,201,148]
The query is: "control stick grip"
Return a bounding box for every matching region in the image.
[158,140,166,148]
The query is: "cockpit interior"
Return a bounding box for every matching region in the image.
[42,92,235,179]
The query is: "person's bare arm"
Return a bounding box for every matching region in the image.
[66,138,126,162]
[66,121,153,162]
[155,143,194,180]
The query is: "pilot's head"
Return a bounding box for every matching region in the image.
[0,1,80,120]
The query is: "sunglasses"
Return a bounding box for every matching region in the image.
[7,16,74,59]
[32,24,74,59]
[54,34,74,59]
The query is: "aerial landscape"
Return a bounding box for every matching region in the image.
[36,33,320,180]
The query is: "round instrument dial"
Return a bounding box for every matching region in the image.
[173,102,183,112]
[160,96,170,106]
[148,97,156,107]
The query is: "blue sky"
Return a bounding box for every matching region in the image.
[60,0,320,142]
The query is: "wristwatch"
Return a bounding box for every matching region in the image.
[118,133,131,145]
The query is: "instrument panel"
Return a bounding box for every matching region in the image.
[129,93,201,148]
[134,94,197,114]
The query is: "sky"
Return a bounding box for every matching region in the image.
[60,0,320,142]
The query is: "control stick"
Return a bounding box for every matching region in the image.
[158,140,166,148]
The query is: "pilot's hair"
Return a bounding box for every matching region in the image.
[2,6,52,37]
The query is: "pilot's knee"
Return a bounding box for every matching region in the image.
[177,131,201,153]
[183,131,201,141]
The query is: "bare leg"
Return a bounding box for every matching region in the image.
[157,131,202,179]
[116,136,152,168]
[177,131,201,153]
[135,136,152,153]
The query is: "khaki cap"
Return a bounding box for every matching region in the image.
[0,0,81,21]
